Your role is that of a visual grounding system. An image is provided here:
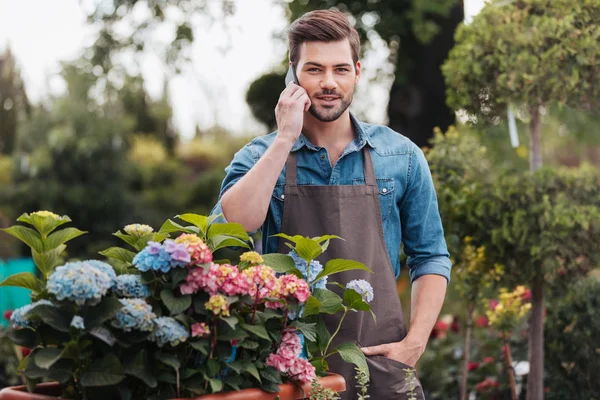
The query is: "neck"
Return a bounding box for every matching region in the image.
[302,110,355,149]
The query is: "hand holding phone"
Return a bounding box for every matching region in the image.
[275,63,310,143]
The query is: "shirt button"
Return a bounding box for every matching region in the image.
[281,194,285,200]
[320,154,326,160]
[382,188,387,193]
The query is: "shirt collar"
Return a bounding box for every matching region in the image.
[290,113,377,152]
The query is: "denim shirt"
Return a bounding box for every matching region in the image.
[210,114,451,283]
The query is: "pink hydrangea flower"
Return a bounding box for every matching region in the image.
[242,265,279,299]
[266,330,309,380]
[287,358,316,383]
[279,274,310,303]
[180,263,251,296]
[175,234,213,264]
[205,294,230,317]
[191,322,210,338]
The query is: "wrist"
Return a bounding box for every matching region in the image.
[405,331,428,353]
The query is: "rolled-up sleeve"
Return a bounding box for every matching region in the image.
[209,143,256,224]
[401,146,452,283]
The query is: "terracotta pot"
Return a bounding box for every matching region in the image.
[0,374,345,400]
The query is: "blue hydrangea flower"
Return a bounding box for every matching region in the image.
[71,315,85,330]
[133,240,191,273]
[85,260,117,287]
[288,251,327,289]
[150,317,189,347]
[47,261,114,305]
[114,274,151,298]
[10,300,54,329]
[112,298,156,332]
[345,279,374,303]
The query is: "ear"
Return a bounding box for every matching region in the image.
[354,61,361,84]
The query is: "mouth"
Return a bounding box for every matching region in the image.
[316,96,341,105]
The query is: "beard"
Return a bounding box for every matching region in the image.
[308,86,354,122]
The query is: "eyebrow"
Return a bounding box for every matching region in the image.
[303,62,353,68]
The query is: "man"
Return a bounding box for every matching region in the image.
[211,9,451,399]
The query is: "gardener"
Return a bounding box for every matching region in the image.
[211,9,451,399]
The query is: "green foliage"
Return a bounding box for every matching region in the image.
[443,0,600,119]
[545,277,600,400]
[246,72,286,130]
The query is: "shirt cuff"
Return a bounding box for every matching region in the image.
[409,256,452,284]
[209,200,229,224]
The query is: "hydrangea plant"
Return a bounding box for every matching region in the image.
[1,212,374,399]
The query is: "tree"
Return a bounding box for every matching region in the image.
[0,46,30,155]
[442,1,600,398]
[247,0,463,145]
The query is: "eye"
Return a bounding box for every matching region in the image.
[336,68,350,73]
[308,68,321,72]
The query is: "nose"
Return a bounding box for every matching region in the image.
[320,70,338,90]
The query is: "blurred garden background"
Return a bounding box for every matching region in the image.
[0,0,599,399]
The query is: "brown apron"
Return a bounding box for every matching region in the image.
[278,147,425,399]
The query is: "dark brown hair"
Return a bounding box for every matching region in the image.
[288,10,360,65]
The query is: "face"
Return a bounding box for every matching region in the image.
[295,39,360,122]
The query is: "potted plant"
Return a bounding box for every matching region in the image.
[0,211,374,399]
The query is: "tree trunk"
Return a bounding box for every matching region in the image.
[387,2,464,148]
[526,271,545,400]
[460,305,474,400]
[529,105,542,172]
[504,337,518,400]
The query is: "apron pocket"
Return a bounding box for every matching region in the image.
[365,355,425,399]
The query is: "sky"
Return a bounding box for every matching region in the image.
[0,0,487,139]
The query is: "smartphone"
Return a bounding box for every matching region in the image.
[285,63,299,86]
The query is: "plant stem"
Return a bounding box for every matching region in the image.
[529,104,542,172]
[250,289,261,324]
[503,336,518,400]
[322,310,347,361]
[460,304,474,400]
[527,271,545,400]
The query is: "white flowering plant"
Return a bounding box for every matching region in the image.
[0,212,374,399]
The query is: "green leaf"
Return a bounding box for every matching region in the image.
[261,253,297,274]
[311,235,344,244]
[98,247,136,264]
[177,214,209,235]
[208,235,250,252]
[3,225,43,252]
[272,233,305,244]
[84,297,123,329]
[80,354,125,387]
[0,272,43,292]
[155,351,181,369]
[26,304,70,332]
[259,366,282,384]
[161,289,192,316]
[221,316,238,330]
[303,296,323,317]
[170,268,188,285]
[310,289,343,315]
[190,339,210,355]
[238,340,259,350]
[29,214,71,236]
[294,237,323,261]
[124,349,157,388]
[313,259,372,283]
[244,363,261,383]
[343,289,371,311]
[8,328,37,348]
[33,347,63,370]
[32,245,66,277]
[290,321,317,342]
[260,381,280,393]
[314,316,331,352]
[207,223,250,241]
[335,343,369,379]
[240,323,271,341]
[209,378,223,392]
[45,228,86,250]
[158,219,197,236]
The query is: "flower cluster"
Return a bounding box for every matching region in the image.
[112,299,156,332]
[133,240,191,273]
[289,251,327,289]
[486,286,532,331]
[243,265,280,299]
[47,261,115,305]
[205,294,230,317]
[124,223,154,237]
[10,300,54,329]
[70,316,85,330]
[181,263,250,296]
[278,274,310,303]
[476,378,500,393]
[150,317,189,347]
[239,251,263,265]
[345,279,374,303]
[175,234,213,264]
[266,330,316,383]
[191,322,210,338]
[31,210,61,219]
[114,274,151,298]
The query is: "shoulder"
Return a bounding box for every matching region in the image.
[360,122,420,157]
[242,131,279,161]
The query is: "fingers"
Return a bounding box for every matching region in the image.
[280,83,301,100]
[361,344,387,356]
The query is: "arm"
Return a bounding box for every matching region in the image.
[220,83,311,232]
[362,146,451,366]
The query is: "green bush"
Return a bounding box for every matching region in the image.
[545,277,600,400]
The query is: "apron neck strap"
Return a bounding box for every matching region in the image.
[285,146,377,186]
